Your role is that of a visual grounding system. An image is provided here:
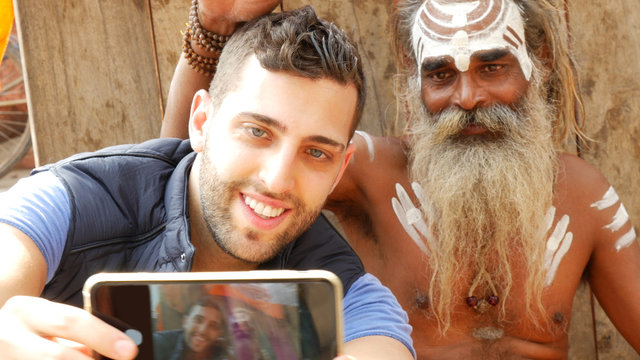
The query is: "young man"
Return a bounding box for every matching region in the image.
[0,7,414,360]
[160,0,640,358]
[153,296,230,360]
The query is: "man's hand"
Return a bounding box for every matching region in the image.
[197,0,282,35]
[0,296,138,359]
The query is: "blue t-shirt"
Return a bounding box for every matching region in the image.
[0,171,415,358]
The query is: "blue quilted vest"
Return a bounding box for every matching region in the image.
[35,138,364,306]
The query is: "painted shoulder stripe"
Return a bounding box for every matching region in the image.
[354,130,375,163]
[615,228,637,251]
[605,204,629,232]
[590,186,619,210]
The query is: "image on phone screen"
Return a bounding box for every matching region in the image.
[85,272,341,360]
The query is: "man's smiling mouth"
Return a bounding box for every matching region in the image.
[243,195,285,219]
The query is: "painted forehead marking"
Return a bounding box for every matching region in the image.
[412,0,532,80]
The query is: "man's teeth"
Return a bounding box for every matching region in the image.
[244,195,285,218]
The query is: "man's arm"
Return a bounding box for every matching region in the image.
[344,336,415,360]
[562,154,640,353]
[0,176,137,359]
[0,295,138,359]
[341,274,416,359]
[0,224,46,304]
[587,197,640,352]
[160,0,281,138]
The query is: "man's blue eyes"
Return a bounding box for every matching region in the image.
[246,126,328,160]
[309,149,325,158]
[250,127,266,137]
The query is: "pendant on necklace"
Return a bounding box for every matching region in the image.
[466,295,499,314]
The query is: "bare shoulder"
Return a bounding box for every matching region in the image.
[328,131,407,205]
[555,153,635,252]
[556,153,611,203]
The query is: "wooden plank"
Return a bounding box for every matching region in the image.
[13,0,163,165]
[568,0,640,358]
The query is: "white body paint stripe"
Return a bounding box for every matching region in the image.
[615,228,637,251]
[591,186,619,210]
[392,183,431,256]
[605,204,629,232]
[545,232,573,286]
[544,215,570,269]
[355,130,375,162]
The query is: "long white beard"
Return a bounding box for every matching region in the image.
[407,74,557,330]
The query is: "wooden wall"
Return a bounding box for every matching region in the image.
[567,1,640,358]
[13,0,640,358]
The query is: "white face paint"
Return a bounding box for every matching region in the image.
[411,0,533,80]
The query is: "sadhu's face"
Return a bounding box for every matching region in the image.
[412,0,532,134]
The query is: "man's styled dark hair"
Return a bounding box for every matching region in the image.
[210,5,365,137]
[190,295,225,317]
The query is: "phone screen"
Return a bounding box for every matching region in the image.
[86,273,341,360]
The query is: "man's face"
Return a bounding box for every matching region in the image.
[413,0,532,125]
[194,56,356,264]
[183,305,224,353]
[405,1,557,325]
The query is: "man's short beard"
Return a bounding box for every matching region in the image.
[407,73,557,331]
[199,146,321,264]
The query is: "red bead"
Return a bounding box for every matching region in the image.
[466,296,478,307]
[487,295,499,306]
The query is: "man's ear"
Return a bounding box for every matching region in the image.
[330,142,356,193]
[189,89,213,153]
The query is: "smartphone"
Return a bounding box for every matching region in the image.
[83,270,344,360]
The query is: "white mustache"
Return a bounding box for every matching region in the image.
[427,104,524,143]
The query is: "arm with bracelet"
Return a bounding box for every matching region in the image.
[161,0,281,138]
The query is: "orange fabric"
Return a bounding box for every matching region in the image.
[207,284,285,319]
[0,0,15,91]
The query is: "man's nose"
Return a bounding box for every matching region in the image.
[451,73,487,110]
[258,147,296,194]
[195,322,207,333]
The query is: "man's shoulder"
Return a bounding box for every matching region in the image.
[350,132,408,174]
[38,138,193,172]
[153,329,183,342]
[554,152,628,247]
[556,152,611,197]
[329,133,407,208]
[153,329,183,360]
[265,214,365,293]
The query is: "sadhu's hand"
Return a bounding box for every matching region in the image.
[197,0,282,35]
